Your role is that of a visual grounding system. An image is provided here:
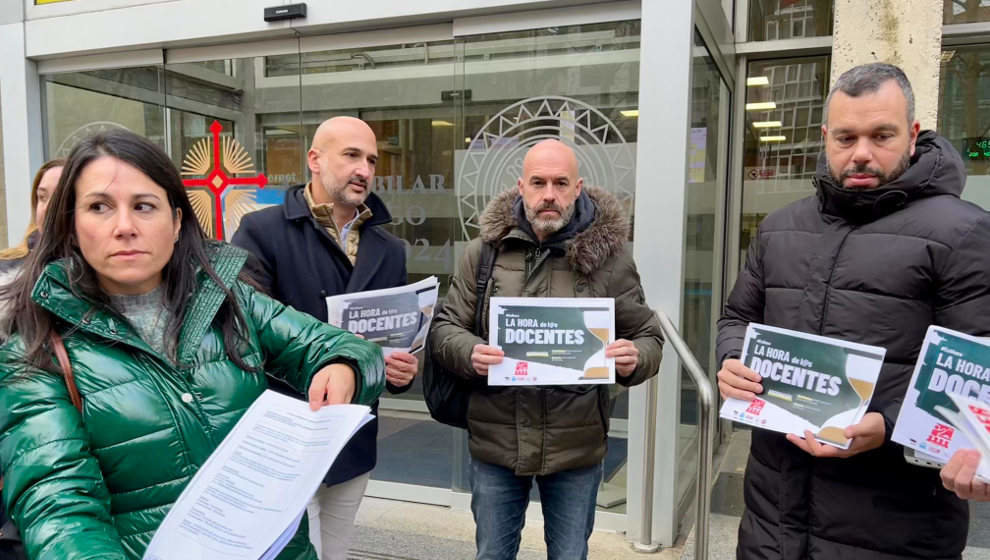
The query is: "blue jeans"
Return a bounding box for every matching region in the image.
[470,458,603,560]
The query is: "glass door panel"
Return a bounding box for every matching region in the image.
[43,67,167,158]
[294,39,460,490]
[455,19,641,509]
[163,57,303,242]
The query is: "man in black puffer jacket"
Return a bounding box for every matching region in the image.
[717,62,990,559]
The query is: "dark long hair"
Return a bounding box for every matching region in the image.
[2,129,256,371]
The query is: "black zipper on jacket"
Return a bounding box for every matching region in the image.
[817,226,856,335]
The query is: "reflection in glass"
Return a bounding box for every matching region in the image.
[944,0,990,24]
[267,43,459,77]
[292,44,459,292]
[685,32,725,372]
[747,0,833,41]
[740,56,829,263]
[43,67,167,158]
[682,28,727,462]
[164,58,302,241]
[938,45,990,210]
[457,21,641,244]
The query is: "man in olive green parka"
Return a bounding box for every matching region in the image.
[430,140,663,560]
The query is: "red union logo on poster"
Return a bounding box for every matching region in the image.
[514,362,529,377]
[745,398,765,416]
[181,121,268,240]
[926,423,954,449]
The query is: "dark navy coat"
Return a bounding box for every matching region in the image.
[233,184,409,485]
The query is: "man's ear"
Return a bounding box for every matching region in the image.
[307,149,321,175]
[908,120,921,157]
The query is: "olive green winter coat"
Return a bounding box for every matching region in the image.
[430,187,663,476]
[0,244,385,559]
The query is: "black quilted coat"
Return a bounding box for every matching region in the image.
[716,131,990,559]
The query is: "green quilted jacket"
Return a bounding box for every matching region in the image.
[0,243,385,559]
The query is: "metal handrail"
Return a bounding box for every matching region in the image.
[655,310,717,560]
[635,348,661,553]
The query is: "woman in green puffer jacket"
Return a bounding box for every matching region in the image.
[0,129,385,560]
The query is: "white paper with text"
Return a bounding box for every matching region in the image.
[144,391,373,560]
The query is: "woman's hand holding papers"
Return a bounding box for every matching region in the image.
[941,449,990,500]
[308,363,357,410]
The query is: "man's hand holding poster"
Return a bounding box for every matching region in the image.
[325,277,438,356]
[488,297,615,386]
[892,326,990,478]
[719,323,886,449]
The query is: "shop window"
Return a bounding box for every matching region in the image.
[740,55,829,266]
[938,45,990,210]
[945,0,990,24]
[748,0,833,41]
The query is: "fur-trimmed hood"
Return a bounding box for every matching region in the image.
[478,186,630,276]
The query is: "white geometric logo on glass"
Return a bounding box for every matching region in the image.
[456,96,635,240]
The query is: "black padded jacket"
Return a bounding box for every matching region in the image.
[717,131,990,559]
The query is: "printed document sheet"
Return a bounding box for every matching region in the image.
[144,390,373,560]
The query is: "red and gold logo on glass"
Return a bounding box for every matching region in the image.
[181,121,268,240]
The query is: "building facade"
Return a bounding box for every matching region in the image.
[0,0,986,549]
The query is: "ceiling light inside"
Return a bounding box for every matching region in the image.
[745,102,776,111]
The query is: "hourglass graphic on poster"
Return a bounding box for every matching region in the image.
[487,297,616,386]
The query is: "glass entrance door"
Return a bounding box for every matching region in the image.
[39,16,644,515]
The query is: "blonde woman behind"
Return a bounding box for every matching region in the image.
[0,159,65,278]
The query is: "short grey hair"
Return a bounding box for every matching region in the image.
[823,62,915,126]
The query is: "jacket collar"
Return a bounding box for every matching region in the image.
[814,130,965,223]
[283,183,393,228]
[479,186,630,276]
[32,242,248,362]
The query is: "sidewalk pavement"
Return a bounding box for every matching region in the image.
[347,496,683,560]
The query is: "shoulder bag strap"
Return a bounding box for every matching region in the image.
[473,242,498,334]
[50,331,82,414]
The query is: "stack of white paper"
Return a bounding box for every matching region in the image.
[144,390,373,560]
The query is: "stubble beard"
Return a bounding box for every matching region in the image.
[321,175,370,207]
[830,150,912,189]
[525,201,576,235]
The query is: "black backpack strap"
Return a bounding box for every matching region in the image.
[473,242,498,335]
